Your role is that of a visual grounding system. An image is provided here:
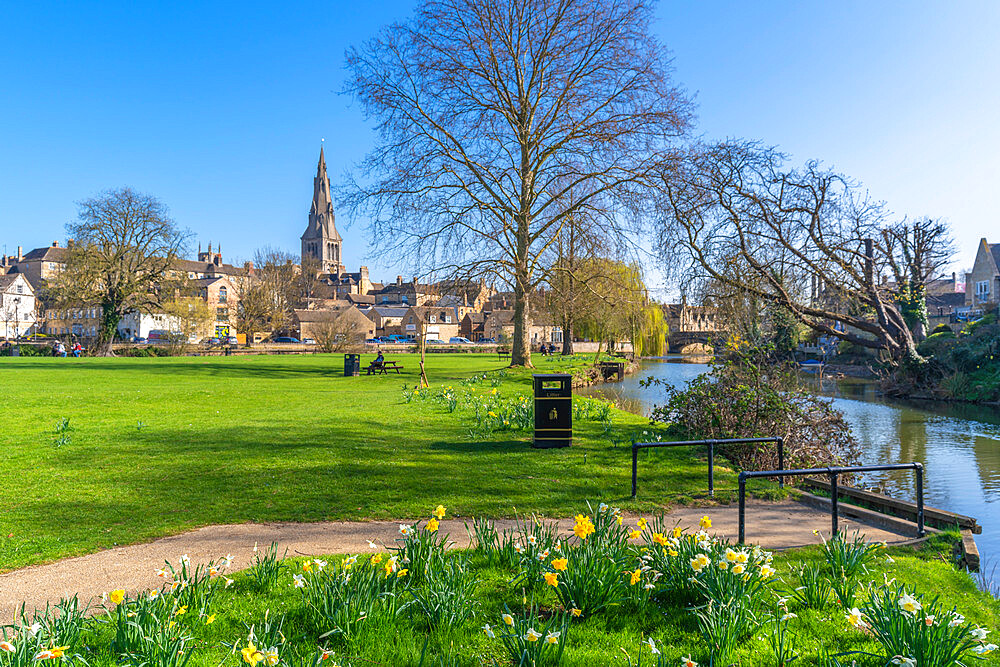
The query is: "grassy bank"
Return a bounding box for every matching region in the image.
[0,353,732,571]
[5,510,997,666]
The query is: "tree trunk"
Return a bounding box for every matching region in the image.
[511,286,532,367]
[561,315,574,355]
[94,304,119,357]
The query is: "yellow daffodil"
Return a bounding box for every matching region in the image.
[616,515,623,526]
[371,553,384,565]
[109,589,125,605]
[668,549,678,557]
[573,514,595,540]
[302,561,313,573]
[571,608,582,617]
[630,568,642,586]
[652,533,667,546]
[629,529,642,540]
[551,558,568,571]
[699,516,712,529]
[241,643,264,665]
[502,613,515,626]
[759,565,775,579]
[433,505,446,520]
[206,614,216,625]
[671,526,683,539]
[397,568,408,578]
[637,518,648,531]
[544,572,559,587]
[732,563,744,574]
[174,605,188,617]
[426,518,440,533]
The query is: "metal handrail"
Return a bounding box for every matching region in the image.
[631,437,784,498]
[737,463,925,543]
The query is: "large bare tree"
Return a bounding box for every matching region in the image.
[658,142,924,366]
[59,188,187,356]
[234,248,298,346]
[343,0,692,366]
[879,217,955,341]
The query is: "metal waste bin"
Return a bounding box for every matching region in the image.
[344,353,361,377]
[532,373,572,448]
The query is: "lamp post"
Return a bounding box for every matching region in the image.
[12,297,20,356]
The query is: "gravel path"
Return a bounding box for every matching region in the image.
[0,500,908,621]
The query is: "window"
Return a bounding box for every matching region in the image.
[16,283,23,294]
[218,286,228,303]
[429,314,437,323]
[444,314,452,323]
[976,280,990,296]
[217,307,229,320]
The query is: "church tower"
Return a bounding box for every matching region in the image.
[300,146,344,275]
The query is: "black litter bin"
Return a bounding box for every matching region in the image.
[532,373,572,448]
[344,353,361,377]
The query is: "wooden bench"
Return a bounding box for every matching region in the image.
[367,360,403,375]
[497,347,511,361]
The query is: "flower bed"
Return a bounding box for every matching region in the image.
[1,506,997,666]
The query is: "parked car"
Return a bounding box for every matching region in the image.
[205,337,221,345]
[425,338,447,345]
[384,335,409,342]
[302,338,316,345]
[224,336,239,345]
[449,336,473,344]
[273,336,300,343]
[365,338,381,344]
[132,336,147,344]
[478,338,496,344]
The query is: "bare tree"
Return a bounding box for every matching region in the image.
[879,218,956,341]
[342,0,692,366]
[311,312,369,353]
[58,188,188,356]
[234,248,298,346]
[658,142,922,366]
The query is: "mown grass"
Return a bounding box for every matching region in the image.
[44,530,1000,666]
[0,353,736,572]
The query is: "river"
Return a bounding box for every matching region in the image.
[579,356,1000,585]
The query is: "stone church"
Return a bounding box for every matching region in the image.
[300,146,345,275]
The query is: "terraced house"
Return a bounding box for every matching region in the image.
[965,237,1000,310]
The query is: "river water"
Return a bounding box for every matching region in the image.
[579,356,1000,583]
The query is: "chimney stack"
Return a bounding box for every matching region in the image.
[16,246,22,261]
[396,275,403,286]
[52,241,59,247]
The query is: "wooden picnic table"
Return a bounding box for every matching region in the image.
[367,360,403,375]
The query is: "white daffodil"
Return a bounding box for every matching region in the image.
[292,574,306,588]
[646,637,660,654]
[846,608,867,628]
[949,613,966,627]
[313,559,327,571]
[482,624,495,639]
[891,656,916,667]
[502,613,514,626]
[781,613,797,621]
[971,627,991,641]
[898,593,922,615]
[545,631,560,645]
[399,524,412,536]
[367,540,378,549]
[524,628,541,642]
[179,554,190,567]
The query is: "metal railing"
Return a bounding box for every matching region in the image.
[738,463,924,543]
[631,437,784,498]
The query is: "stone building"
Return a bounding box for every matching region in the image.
[401,306,461,341]
[300,147,344,275]
[0,274,37,339]
[366,306,410,338]
[965,238,1000,309]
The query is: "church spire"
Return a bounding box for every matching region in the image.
[301,144,343,274]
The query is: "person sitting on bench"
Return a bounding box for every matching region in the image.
[367,350,385,374]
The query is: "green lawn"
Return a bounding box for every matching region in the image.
[0,353,732,571]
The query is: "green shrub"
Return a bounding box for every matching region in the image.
[930,323,954,336]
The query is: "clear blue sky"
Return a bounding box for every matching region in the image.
[1,1,997,288]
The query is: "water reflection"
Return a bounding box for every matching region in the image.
[581,357,1000,580]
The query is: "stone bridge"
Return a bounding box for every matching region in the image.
[667,330,720,353]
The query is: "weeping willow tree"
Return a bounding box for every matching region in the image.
[570,259,665,361]
[632,304,668,357]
